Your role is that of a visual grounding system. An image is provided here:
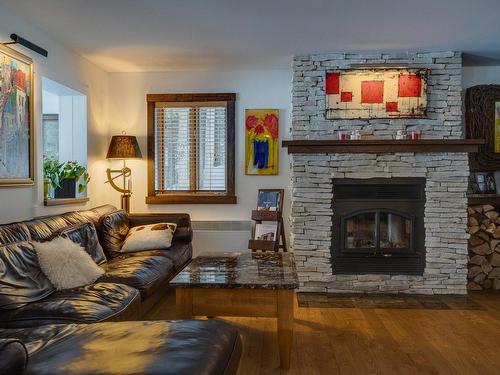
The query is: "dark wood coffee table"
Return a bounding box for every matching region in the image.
[170,252,299,369]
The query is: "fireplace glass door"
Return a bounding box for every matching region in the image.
[345,212,376,250]
[343,211,412,254]
[379,212,411,250]
[332,178,425,275]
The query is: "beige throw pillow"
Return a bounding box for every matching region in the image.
[33,237,104,290]
[121,223,177,253]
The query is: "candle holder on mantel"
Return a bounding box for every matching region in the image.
[105,134,142,213]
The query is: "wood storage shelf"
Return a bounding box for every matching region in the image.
[467,204,500,290]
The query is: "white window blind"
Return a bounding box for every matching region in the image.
[154,102,227,193]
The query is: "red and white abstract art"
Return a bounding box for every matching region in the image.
[325,68,427,119]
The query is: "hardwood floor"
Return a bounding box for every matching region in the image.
[145,290,500,374]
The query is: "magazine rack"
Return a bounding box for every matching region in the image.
[248,189,287,252]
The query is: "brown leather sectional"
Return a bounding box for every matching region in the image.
[0,205,242,375]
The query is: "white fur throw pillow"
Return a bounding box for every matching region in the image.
[33,237,104,290]
[121,223,177,253]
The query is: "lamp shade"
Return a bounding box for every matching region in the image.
[106,135,143,159]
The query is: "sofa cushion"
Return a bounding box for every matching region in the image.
[57,222,107,265]
[0,283,140,328]
[33,237,105,291]
[129,213,193,243]
[0,320,242,375]
[0,242,55,310]
[160,242,193,271]
[24,216,74,242]
[0,338,28,375]
[98,253,175,299]
[0,222,31,245]
[22,206,118,244]
[99,210,130,258]
[75,205,118,229]
[121,222,177,253]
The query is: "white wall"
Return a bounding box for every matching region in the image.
[107,70,292,217]
[106,70,292,250]
[41,90,59,114]
[0,4,110,223]
[463,66,500,88]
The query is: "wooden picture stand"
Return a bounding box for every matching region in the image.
[248,189,287,252]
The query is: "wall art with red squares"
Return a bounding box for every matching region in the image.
[325,68,427,119]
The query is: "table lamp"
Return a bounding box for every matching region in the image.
[105,134,142,212]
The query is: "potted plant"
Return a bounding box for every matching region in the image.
[43,157,90,199]
[54,161,90,198]
[43,156,64,199]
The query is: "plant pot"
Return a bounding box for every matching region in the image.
[54,179,76,199]
[43,179,51,200]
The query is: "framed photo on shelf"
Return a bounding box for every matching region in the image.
[471,172,496,194]
[254,222,278,241]
[257,189,284,212]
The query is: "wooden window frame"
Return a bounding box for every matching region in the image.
[146,93,236,204]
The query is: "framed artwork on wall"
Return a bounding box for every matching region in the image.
[495,101,500,153]
[245,109,279,175]
[465,85,500,171]
[325,68,427,119]
[0,44,34,186]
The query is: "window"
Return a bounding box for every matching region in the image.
[42,114,59,159]
[42,77,88,200]
[146,93,236,204]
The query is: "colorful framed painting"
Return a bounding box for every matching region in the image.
[325,68,427,119]
[245,109,279,175]
[495,101,500,153]
[0,44,34,186]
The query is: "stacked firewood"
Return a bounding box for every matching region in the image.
[467,204,500,290]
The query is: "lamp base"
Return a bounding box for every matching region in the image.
[121,194,131,213]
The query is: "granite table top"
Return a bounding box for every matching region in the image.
[170,252,299,290]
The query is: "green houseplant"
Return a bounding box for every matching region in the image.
[43,156,64,199]
[43,157,90,199]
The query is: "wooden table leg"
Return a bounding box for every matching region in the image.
[277,290,294,370]
[176,288,193,319]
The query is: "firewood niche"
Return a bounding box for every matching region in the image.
[468,204,500,290]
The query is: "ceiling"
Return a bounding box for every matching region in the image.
[3,0,500,72]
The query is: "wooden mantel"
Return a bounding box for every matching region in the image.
[282,139,484,154]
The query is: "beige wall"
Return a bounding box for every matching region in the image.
[106,70,292,224]
[0,5,111,223]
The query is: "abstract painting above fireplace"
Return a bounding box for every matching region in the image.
[332,178,425,275]
[325,68,428,119]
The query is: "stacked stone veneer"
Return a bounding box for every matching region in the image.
[290,51,470,294]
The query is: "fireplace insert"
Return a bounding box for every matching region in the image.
[332,178,425,275]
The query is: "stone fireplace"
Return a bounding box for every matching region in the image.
[332,178,425,275]
[290,51,469,294]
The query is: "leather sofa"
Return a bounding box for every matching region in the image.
[0,205,192,328]
[0,320,242,375]
[0,205,242,374]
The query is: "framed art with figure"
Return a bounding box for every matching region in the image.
[0,44,34,186]
[245,109,279,175]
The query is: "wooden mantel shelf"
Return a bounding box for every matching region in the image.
[281,139,484,154]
